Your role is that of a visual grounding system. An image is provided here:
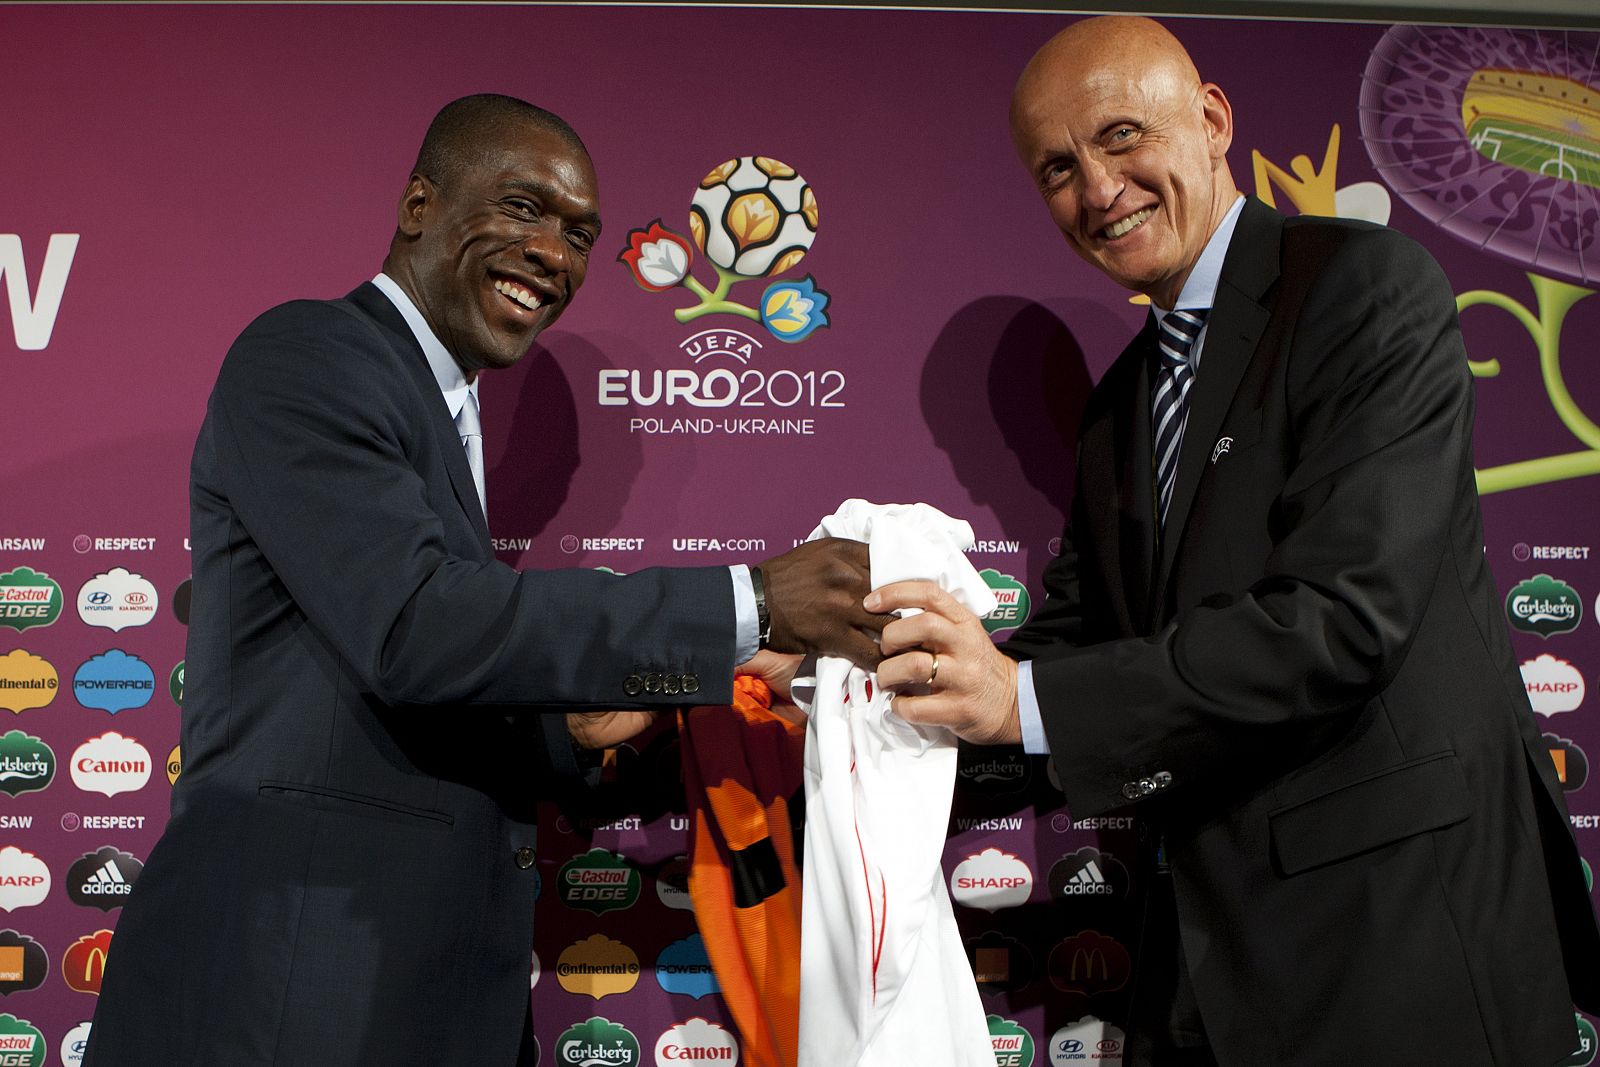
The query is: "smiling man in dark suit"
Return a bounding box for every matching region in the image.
[872,17,1600,1066]
[84,94,879,1067]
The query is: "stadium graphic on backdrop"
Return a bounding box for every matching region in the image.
[618,155,830,343]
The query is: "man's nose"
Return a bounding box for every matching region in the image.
[1080,155,1123,212]
[520,222,570,274]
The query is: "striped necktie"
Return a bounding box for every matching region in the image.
[1151,308,1209,528]
[455,391,486,519]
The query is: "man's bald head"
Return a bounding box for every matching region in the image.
[1009,17,1239,307]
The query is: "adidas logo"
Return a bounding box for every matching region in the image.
[79,860,132,897]
[1059,859,1115,896]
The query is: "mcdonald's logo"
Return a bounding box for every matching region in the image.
[62,930,112,995]
[1047,930,1131,999]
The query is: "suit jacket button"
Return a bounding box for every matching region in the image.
[644,673,663,694]
[1153,771,1173,789]
[514,846,535,870]
[682,673,700,695]
[1121,782,1142,800]
[623,674,643,697]
[663,675,682,696]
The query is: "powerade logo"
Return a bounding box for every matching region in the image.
[557,1017,640,1066]
[0,652,56,715]
[73,652,155,714]
[0,733,54,798]
[65,847,142,911]
[558,849,641,915]
[0,931,47,995]
[0,569,61,633]
[655,934,719,999]
[0,1013,44,1067]
[1506,575,1582,638]
[987,1015,1036,1067]
[980,569,1031,635]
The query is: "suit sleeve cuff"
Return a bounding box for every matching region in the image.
[1017,660,1051,755]
[730,564,758,665]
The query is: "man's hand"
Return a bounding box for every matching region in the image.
[737,648,808,728]
[869,580,1023,745]
[758,538,886,668]
[567,710,659,749]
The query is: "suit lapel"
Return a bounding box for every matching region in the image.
[345,283,492,548]
[1079,324,1158,636]
[1153,198,1282,601]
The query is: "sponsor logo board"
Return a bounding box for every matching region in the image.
[73,652,155,714]
[0,569,61,633]
[60,1022,91,1066]
[556,935,640,1000]
[0,932,46,995]
[1048,931,1132,1000]
[1506,575,1582,638]
[558,848,642,914]
[951,848,1033,911]
[75,569,157,632]
[987,1015,1036,1067]
[1049,1017,1125,1066]
[0,1012,44,1067]
[556,1017,641,1067]
[0,733,53,798]
[964,931,1036,994]
[0,851,47,912]
[0,653,56,715]
[980,569,1032,635]
[70,733,152,797]
[1547,734,1592,791]
[62,930,111,995]
[1523,654,1586,716]
[655,934,718,999]
[1047,848,1130,903]
[65,847,142,910]
[655,1018,738,1064]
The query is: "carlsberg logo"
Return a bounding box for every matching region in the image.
[1505,575,1582,638]
[0,732,53,797]
[556,1017,639,1066]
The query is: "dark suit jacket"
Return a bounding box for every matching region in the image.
[85,283,738,1066]
[1004,198,1600,1065]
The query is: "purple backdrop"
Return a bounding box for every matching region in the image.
[1,5,1596,1064]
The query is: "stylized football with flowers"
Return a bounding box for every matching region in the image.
[689,156,818,277]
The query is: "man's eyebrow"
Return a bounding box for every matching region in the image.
[501,178,603,232]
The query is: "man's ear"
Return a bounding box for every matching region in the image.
[396,174,431,238]
[1199,83,1234,161]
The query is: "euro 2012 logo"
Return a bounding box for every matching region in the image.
[618,156,829,342]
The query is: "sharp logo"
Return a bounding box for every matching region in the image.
[0,234,77,351]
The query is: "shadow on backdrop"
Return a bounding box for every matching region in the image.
[486,333,644,563]
[920,296,1093,554]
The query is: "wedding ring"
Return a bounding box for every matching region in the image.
[927,652,940,686]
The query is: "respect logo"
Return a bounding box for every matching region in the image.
[1506,574,1582,638]
[980,570,1032,635]
[558,848,641,915]
[556,1017,641,1067]
[0,569,61,633]
[0,732,54,798]
[75,569,157,633]
[0,653,56,715]
[72,652,155,715]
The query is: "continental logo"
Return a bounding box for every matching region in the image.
[557,934,640,1000]
[1048,931,1131,1000]
[1505,574,1582,638]
[62,930,111,995]
[0,569,61,634]
[0,652,56,715]
[556,1016,640,1067]
[0,732,53,798]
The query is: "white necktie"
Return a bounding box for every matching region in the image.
[455,392,486,519]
